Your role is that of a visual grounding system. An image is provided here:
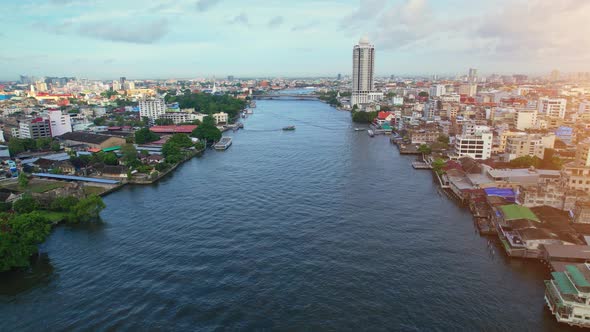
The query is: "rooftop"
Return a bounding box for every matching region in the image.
[500,204,540,222]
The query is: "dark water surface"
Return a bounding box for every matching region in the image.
[0,99,578,331]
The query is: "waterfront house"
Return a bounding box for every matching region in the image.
[545,263,590,328]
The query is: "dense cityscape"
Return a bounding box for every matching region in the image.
[2,0,590,330]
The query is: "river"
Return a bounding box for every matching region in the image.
[0,97,580,331]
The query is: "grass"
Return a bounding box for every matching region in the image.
[83,186,106,196]
[29,182,66,193]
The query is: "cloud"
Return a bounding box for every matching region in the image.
[268,16,284,28]
[291,20,319,32]
[229,12,249,26]
[340,0,386,29]
[196,0,221,12]
[78,18,170,44]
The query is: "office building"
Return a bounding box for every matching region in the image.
[429,84,446,97]
[515,109,538,130]
[18,118,51,139]
[459,84,477,97]
[468,68,478,82]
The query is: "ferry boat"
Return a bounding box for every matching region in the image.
[282,126,296,131]
[214,137,232,150]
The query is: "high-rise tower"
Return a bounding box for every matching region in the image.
[351,37,381,108]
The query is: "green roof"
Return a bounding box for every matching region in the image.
[552,271,578,295]
[566,265,590,288]
[102,146,121,152]
[499,204,540,222]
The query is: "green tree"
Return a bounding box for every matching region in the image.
[18,173,29,189]
[352,111,378,123]
[509,156,541,168]
[120,144,138,165]
[102,152,119,166]
[51,141,61,152]
[0,212,52,271]
[418,144,432,155]
[135,128,160,144]
[68,195,106,223]
[432,158,446,175]
[155,118,174,125]
[50,196,80,212]
[93,117,106,126]
[36,138,52,151]
[162,142,183,164]
[437,135,450,144]
[418,91,429,98]
[190,116,221,143]
[168,134,193,148]
[8,138,25,156]
[13,195,38,214]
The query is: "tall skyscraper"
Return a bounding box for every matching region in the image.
[468,68,478,82]
[351,37,381,108]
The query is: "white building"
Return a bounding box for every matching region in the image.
[159,112,202,125]
[579,101,590,114]
[515,109,538,130]
[139,98,166,121]
[538,97,567,119]
[429,84,446,97]
[503,133,555,162]
[454,123,493,160]
[112,80,121,91]
[212,112,228,124]
[351,37,382,107]
[48,110,72,137]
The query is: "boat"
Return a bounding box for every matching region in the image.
[354,128,364,131]
[214,137,232,150]
[282,126,296,131]
[368,130,374,137]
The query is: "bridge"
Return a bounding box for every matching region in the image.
[252,94,319,101]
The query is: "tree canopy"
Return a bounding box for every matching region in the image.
[191,116,221,143]
[135,128,160,144]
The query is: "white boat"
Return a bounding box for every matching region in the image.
[368,130,374,137]
[214,137,232,150]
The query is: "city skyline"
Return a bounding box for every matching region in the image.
[1,0,589,80]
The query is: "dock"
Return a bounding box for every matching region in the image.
[412,161,432,169]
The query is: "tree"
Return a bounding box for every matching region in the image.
[102,152,119,166]
[50,196,79,212]
[418,91,429,98]
[352,111,378,123]
[13,195,39,214]
[68,195,106,223]
[120,144,138,165]
[140,150,150,157]
[36,138,52,151]
[155,118,174,125]
[162,141,183,164]
[509,155,541,168]
[135,128,160,144]
[437,135,450,144]
[168,134,193,148]
[18,173,29,189]
[8,138,25,156]
[51,141,61,152]
[190,116,221,143]
[93,117,106,126]
[418,144,432,155]
[0,212,51,271]
[432,158,446,175]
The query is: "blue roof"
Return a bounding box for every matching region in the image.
[32,173,120,184]
[485,187,516,200]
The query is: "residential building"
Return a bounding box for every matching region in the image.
[503,134,555,162]
[573,201,590,224]
[212,112,228,124]
[158,112,202,125]
[429,84,446,97]
[18,118,51,139]
[351,37,382,107]
[459,84,477,97]
[538,97,567,119]
[47,110,72,137]
[515,109,538,130]
[576,140,590,167]
[454,124,493,160]
[139,98,166,121]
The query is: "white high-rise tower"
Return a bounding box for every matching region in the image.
[351,37,382,108]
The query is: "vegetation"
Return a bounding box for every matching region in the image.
[509,151,562,170]
[18,173,29,189]
[8,137,62,156]
[134,128,160,144]
[0,193,106,271]
[418,144,432,155]
[165,92,246,119]
[191,116,221,143]
[155,118,174,125]
[317,91,342,107]
[352,111,378,123]
[432,158,446,175]
[120,144,139,166]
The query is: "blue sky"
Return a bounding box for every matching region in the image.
[0,0,589,80]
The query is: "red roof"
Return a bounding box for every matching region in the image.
[377,111,392,120]
[149,125,197,134]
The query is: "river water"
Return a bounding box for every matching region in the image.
[0,97,579,331]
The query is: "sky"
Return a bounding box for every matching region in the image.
[1,0,589,80]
